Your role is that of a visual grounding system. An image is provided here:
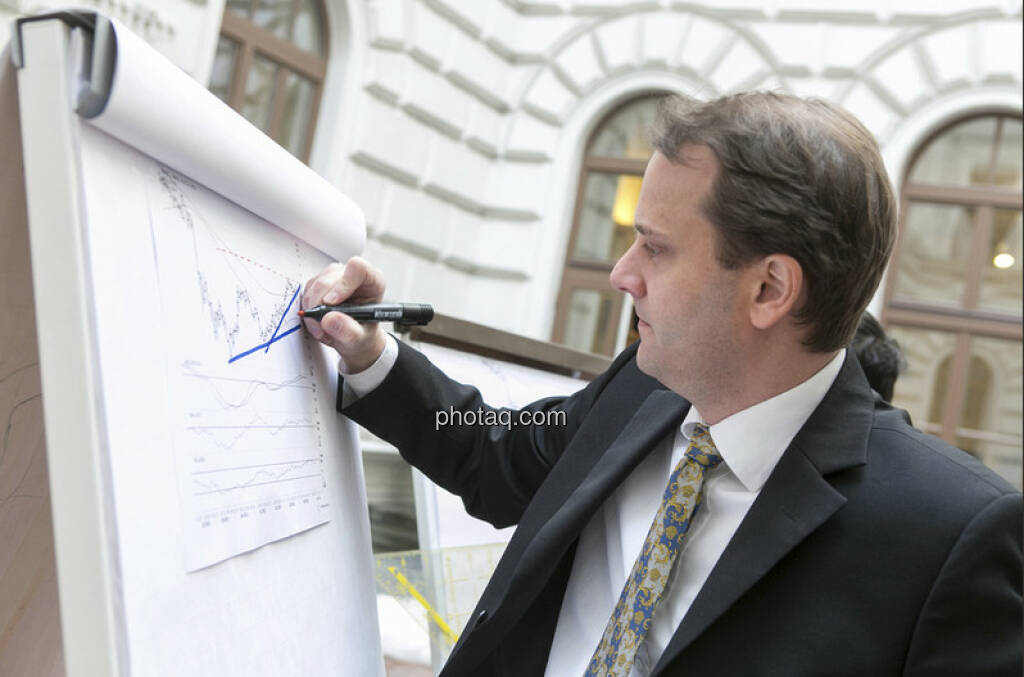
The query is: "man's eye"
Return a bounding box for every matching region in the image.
[644,243,661,257]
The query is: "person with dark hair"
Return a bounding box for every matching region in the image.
[852,311,906,402]
[303,91,1021,676]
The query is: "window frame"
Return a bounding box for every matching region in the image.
[882,111,1023,449]
[217,2,329,162]
[552,96,664,355]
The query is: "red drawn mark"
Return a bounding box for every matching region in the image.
[216,248,297,284]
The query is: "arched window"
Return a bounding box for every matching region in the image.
[552,94,664,356]
[883,113,1023,488]
[208,0,328,162]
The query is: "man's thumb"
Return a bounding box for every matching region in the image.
[320,312,360,346]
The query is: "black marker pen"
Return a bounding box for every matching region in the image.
[298,303,434,327]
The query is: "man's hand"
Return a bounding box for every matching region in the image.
[302,257,387,373]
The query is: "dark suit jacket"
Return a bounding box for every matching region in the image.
[343,341,1022,676]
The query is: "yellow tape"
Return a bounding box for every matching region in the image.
[387,565,460,645]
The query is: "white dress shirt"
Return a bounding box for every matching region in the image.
[337,334,400,404]
[341,337,845,676]
[544,349,845,676]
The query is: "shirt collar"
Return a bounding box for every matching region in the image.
[681,349,846,493]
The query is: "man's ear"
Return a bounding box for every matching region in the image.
[749,255,803,330]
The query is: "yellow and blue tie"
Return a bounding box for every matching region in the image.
[585,424,723,677]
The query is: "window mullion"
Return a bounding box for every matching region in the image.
[300,81,323,162]
[599,293,625,356]
[939,332,972,443]
[561,167,594,269]
[286,0,299,42]
[985,117,1004,186]
[228,42,254,111]
[963,206,994,310]
[267,65,289,144]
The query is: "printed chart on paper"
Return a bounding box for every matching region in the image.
[147,165,330,571]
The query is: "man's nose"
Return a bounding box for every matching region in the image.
[610,244,644,298]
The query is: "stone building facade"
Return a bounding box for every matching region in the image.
[3,0,1020,488]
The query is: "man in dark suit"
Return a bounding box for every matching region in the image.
[303,92,1022,676]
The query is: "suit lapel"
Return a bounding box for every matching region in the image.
[542,389,689,535]
[652,448,848,671]
[653,353,874,673]
[445,378,687,675]
[494,389,689,620]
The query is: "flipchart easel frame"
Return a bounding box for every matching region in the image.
[13,13,125,675]
[7,12,382,676]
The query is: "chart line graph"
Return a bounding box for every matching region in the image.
[192,458,321,496]
[194,475,322,497]
[146,162,331,571]
[156,166,304,361]
[228,324,302,364]
[264,285,301,355]
[182,367,312,404]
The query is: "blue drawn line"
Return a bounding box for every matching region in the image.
[265,286,301,354]
[228,324,301,364]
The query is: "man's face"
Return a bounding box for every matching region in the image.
[609,147,749,402]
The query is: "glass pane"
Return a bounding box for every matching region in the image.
[208,37,239,103]
[891,202,974,309]
[292,0,325,55]
[572,172,638,264]
[362,452,418,553]
[277,71,315,158]
[955,436,1022,491]
[252,0,294,42]
[980,209,1023,314]
[240,55,280,133]
[909,117,998,187]
[887,325,958,430]
[563,288,615,354]
[588,95,662,159]
[992,118,1022,191]
[225,0,252,18]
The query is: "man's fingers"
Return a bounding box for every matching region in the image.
[359,258,387,301]
[328,256,384,305]
[320,311,363,347]
[325,258,365,305]
[299,258,387,369]
[302,261,344,310]
[303,258,383,311]
[302,316,326,341]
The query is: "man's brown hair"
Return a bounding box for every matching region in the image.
[652,91,897,352]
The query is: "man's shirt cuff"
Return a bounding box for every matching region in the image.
[338,333,399,407]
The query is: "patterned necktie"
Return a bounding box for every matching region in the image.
[585,423,723,677]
